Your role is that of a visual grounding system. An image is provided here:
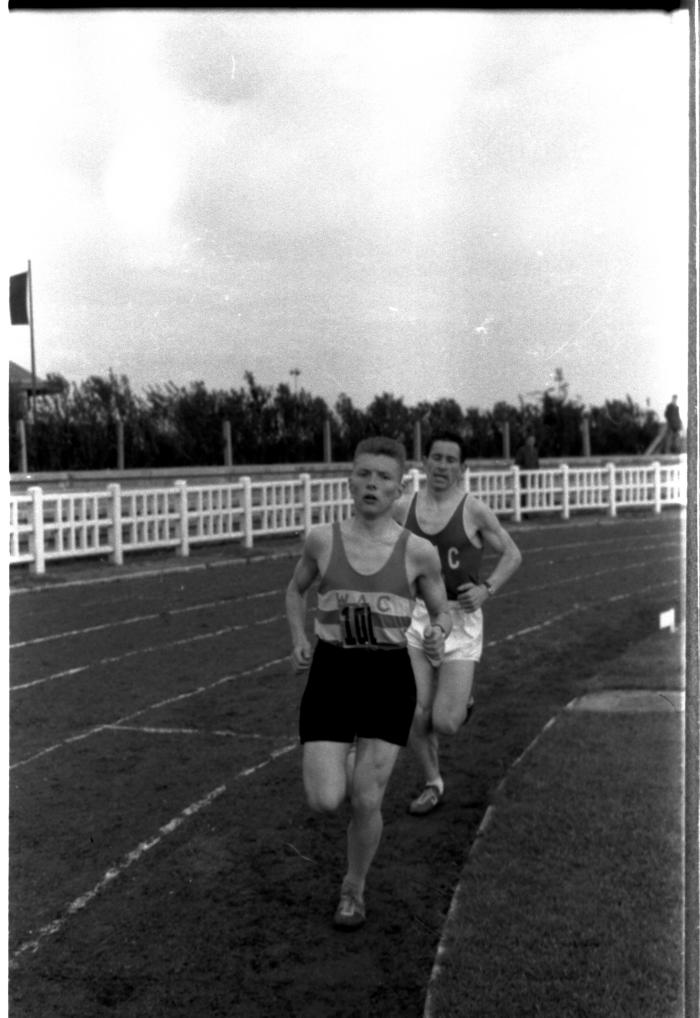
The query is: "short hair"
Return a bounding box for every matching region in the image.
[353,436,407,476]
[425,430,468,462]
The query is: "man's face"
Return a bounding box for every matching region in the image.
[424,440,465,492]
[349,453,404,516]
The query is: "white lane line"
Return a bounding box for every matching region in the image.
[10,588,283,649]
[10,549,300,595]
[239,742,298,775]
[514,537,681,565]
[10,656,290,770]
[9,741,298,967]
[11,552,680,692]
[492,551,679,602]
[13,538,680,648]
[104,725,288,740]
[10,615,285,692]
[12,576,681,769]
[520,534,682,557]
[422,710,566,1018]
[9,545,679,655]
[483,576,679,650]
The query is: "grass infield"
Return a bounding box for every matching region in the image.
[426,628,686,1018]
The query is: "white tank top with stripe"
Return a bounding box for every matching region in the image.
[315,523,414,649]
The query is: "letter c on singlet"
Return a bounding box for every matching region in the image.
[377,595,392,612]
[447,547,460,570]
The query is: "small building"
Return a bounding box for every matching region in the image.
[9,360,64,417]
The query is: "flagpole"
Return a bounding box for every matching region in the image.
[27,259,36,418]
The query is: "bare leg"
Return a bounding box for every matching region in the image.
[432,660,476,736]
[407,653,476,814]
[344,737,400,896]
[409,716,441,786]
[302,740,353,813]
[345,741,357,794]
[408,648,442,787]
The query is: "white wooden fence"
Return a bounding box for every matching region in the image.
[9,461,687,575]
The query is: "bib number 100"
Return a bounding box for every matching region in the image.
[340,604,378,647]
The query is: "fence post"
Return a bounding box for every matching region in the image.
[108,483,123,565]
[28,485,46,576]
[242,476,253,549]
[223,420,233,467]
[511,465,522,522]
[413,420,422,463]
[500,420,511,460]
[116,418,125,471]
[17,419,28,473]
[581,411,591,457]
[678,459,687,505]
[175,480,190,557]
[607,462,617,518]
[323,419,332,464]
[653,460,662,514]
[409,467,421,494]
[300,472,312,534]
[561,463,570,520]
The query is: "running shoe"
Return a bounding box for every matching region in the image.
[333,883,366,930]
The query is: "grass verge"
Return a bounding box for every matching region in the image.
[426,628,686,1018]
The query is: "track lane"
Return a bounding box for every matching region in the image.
[9,548,679,764]
[9,576,681,942]
[9,519,682,764]
[8,512,686,1016]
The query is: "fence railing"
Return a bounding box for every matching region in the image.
[9,460,687,575]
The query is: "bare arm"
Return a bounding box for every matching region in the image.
[285,529,323,669]
[411,539,452,663]
[412,538,452,635]
[458,501,522,611]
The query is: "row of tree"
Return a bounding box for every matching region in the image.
[9,369,662,472]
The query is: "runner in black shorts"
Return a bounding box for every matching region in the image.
[300,641,417,747]
[286,437,451,930]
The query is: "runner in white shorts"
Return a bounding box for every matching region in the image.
[395,431,522,815]
[406,597,483,663]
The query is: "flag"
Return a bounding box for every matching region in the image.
[9,271,29,325]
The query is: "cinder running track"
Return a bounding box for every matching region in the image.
[9,511,684,1018]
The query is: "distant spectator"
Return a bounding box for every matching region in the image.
[515,433,539,516]
[515,433,540,470]
[663,395,682,453]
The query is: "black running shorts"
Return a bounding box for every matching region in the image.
[299,639,417,747]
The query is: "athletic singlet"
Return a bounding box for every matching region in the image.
[404,494,483,600]
[315,523,414,649]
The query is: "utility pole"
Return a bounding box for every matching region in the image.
[27,260,36,419]
[290,368,301,454]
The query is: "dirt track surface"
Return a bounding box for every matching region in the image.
[9,512,685,1018]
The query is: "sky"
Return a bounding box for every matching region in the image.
[4,8,690,418]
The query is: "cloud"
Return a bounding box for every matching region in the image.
[6,9,688,415]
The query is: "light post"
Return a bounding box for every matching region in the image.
[290,368,301,452]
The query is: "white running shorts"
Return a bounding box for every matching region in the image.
[406,599,483,663]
